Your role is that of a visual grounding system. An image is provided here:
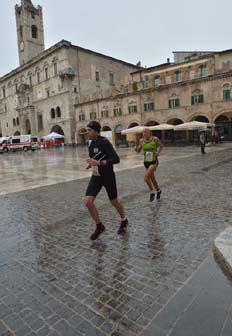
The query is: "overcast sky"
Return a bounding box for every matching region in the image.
[0,0,231,77]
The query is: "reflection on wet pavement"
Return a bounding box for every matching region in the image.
[0,143,231,195]
[0,143,232,335]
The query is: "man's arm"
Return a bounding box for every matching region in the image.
[100,138,120,166]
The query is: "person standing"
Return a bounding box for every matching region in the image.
[135,128,163,202]
[85,121,128,240]
[199,132,206,154]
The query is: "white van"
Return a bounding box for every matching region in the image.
[0,137,10,153]
[1,135,40,153]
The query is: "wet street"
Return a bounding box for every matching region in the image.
[0,143,232,336]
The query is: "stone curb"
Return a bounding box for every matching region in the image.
[214,226,232,276]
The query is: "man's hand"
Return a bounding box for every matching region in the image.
[86,158,100,167]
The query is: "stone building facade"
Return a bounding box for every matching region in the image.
[1,0,232,145]
[0,0,139,143]
[76,50,232,144]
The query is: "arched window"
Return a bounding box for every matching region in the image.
[56,107,61,118]
[51,108,55,119]
[16,117,20,126]
[13,118,16,127]
[31,25,38,39]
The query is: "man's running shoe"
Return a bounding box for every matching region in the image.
[149,192,156,202]
[90,223,105,240]
[117,219,128,234]
[157,189,162,200]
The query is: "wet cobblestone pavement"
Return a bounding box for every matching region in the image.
[0,145,232,335]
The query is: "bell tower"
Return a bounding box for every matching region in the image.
[15,0,45,66]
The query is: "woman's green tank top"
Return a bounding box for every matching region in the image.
[141,137,157,162]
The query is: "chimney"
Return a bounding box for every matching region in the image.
[167,58,170,64]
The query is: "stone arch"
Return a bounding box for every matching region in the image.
[214,113,232,140]
[113,124,125,144]
[166,117,185,144]
[166,117,184,125]
[14,131,20,136]
[102,125,112,131]
[51,125,64,135]
[191,115,209,122]
[128,121,140,128]
[78,128,87,145]
[143,120,159,126]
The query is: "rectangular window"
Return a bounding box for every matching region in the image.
[175,71,182,82]
[189,71,195,80]
[223,89,230,100]
[143,81,149,89]
[154,76,160,87]
[79,114,85,121]
[101,110,109,118]
[90,112,97,120]
[113,107,122,116]
[29,76,32,86]
[144,102,154,111]
[2,87,6,98]
[109,73,114,85]
[54,63,58,76]
[128,105,137,114]
[168,98,180,108]
[192,95,205,105]
[96,71,100,82]
[200,65,208,77]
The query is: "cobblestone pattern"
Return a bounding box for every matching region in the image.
[0,148,232,335]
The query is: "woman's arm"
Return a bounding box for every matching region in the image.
[155,137,164,156]
[134,139,142,153]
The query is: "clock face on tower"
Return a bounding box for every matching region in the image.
[20,41,24,52]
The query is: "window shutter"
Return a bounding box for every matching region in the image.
[191,96,195,105]
[175,98,180,107]
[144,103,147,111]
[168,100,171,108]
[200,95,204,103]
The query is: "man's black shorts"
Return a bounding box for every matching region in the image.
[85,172,118,200]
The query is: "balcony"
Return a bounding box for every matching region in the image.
[58,67,75,79]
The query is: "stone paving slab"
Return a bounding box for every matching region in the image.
[214,226,232,277]
[0,145,232,335]
[143,257,232,336]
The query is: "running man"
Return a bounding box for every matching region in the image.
[85,121,128,240]
[135,127,163,202]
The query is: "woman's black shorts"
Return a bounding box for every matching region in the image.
[144,159,158,170]
[85,172,118,200]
